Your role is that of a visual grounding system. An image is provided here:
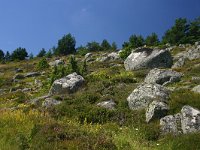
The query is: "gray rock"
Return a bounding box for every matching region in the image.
[0,89,6,95]
[42,98,62,108]
[49,72,84,95]
[144,68,183,85]
[172,57,185,68]
[13,74,25,80]
[97,100,116,110]
[146,101,169,123]
[15,68,23,73]
[160,113,182,135]
[25,72,41,78]
[35,79,43,87]
[49,59,64,66]
[181,105,200,134]
[22,88,32,92]
[96,52,120,62]
[127,83,170,110]
[29,94,51,106]
[195,41,200,46]
[185,47,200,60]
[160,105,200,135]
[192,76,200,82]
[192,85,200,93]
[85,53,92,59]
[124,48,173,71]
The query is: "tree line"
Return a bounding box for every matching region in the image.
[0,17,199,62]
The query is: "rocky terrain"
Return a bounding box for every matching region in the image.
[1,43,200,149]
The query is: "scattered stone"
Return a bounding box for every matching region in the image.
[127,83,170,110]
[49,72,84,95]
[160,113,182,135]
[0,89,6,95]
[185,47,200,60]
[146,101,169,123]
[85,53,92,59]
[124,48,173,71]
[192,76,200,81]
[15,68,23,73]
[29,94,51,106]
[13,74,25,80]
[172,57,185,68]
[192,85,200,93]
[49,59,64,66]
[195,41,200,46]
[42,98,62,108]
[35,79,43,87]
[25,72,41,78]
[97,100,116,110]
[22,88,32,92]
[144,68,183,85]
[181,105,200,134]
[96,52,121,62]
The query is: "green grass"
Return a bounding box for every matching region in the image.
[1,50,200,149]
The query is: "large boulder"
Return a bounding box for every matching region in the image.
[160,105,200,135]
[144,68,183,85]
[127,83,170,110]
[49,72,84,95]
[181,105,200,134]
[124,48,173,71]
[146,101,169,123]
[160,113,182,135]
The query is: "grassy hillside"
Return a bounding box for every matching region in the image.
[1,46,200,150]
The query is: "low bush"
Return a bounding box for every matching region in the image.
[37,58,49,70]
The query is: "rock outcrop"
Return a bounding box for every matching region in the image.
[144,68,183,85]
[146,101,169,123]
[49,72,84,95]
[127,83,170,110]
[124,48,173,71]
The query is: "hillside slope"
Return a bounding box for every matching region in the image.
[1,43,200,150]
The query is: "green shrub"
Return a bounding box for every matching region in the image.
[37,58,49,70]
[119,46,132,60]
[76,48,89,56]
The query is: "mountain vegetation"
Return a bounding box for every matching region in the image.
[0,17,200,150]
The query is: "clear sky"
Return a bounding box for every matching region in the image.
[0,0,199,55]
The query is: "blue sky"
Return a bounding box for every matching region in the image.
[0,0,199,55]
